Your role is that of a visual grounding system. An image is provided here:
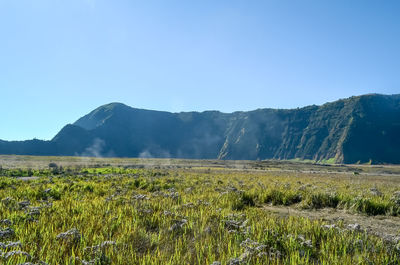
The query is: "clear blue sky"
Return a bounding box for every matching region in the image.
[1,0,399,140]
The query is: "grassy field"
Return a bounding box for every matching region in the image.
[1,156,400,264]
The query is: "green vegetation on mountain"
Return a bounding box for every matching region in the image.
[1,94,400,164]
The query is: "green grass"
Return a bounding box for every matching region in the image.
[319,158,337,164]
[0,164,399,264]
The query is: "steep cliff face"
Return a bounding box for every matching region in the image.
[1,94,399,164]
[216,97,360,162]
[291,97,361,162]
[341,94,400,164]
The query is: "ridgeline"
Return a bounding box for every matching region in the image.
[1,93,400,164]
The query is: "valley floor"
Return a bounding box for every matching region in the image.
[1,156,400,264]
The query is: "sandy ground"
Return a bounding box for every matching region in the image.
[263,205,400,242]
[17,176,39,181]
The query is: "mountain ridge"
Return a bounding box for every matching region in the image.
[1,93,400,164]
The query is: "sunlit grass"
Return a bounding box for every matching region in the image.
[0,165,399,264]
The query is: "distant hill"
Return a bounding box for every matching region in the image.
[1,93,400,164]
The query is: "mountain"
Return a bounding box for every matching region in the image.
[1,93,400,164]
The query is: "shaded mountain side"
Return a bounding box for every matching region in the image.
[0,139,54,156]
[1,94,399,164]
[73,104,230,158]
[341,94,400,164]
[218,107,318,160]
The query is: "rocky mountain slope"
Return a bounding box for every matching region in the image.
[1,93,399,164]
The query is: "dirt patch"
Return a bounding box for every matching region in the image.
[263,205,400,242]
[17,177,39,181]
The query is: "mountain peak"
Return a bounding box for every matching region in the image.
[73,102,133,130]
[99,102,129,109]
[1,94,400,163]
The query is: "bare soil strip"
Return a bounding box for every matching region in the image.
[263,205,400,242]
[17,176,39,181]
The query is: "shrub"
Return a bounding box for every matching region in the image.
[84,184,94,193]
[263,189,302,206]
[306,193,340,209]
[232,192,256,210]
[48,162,58,169]
[351,198,388,216]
